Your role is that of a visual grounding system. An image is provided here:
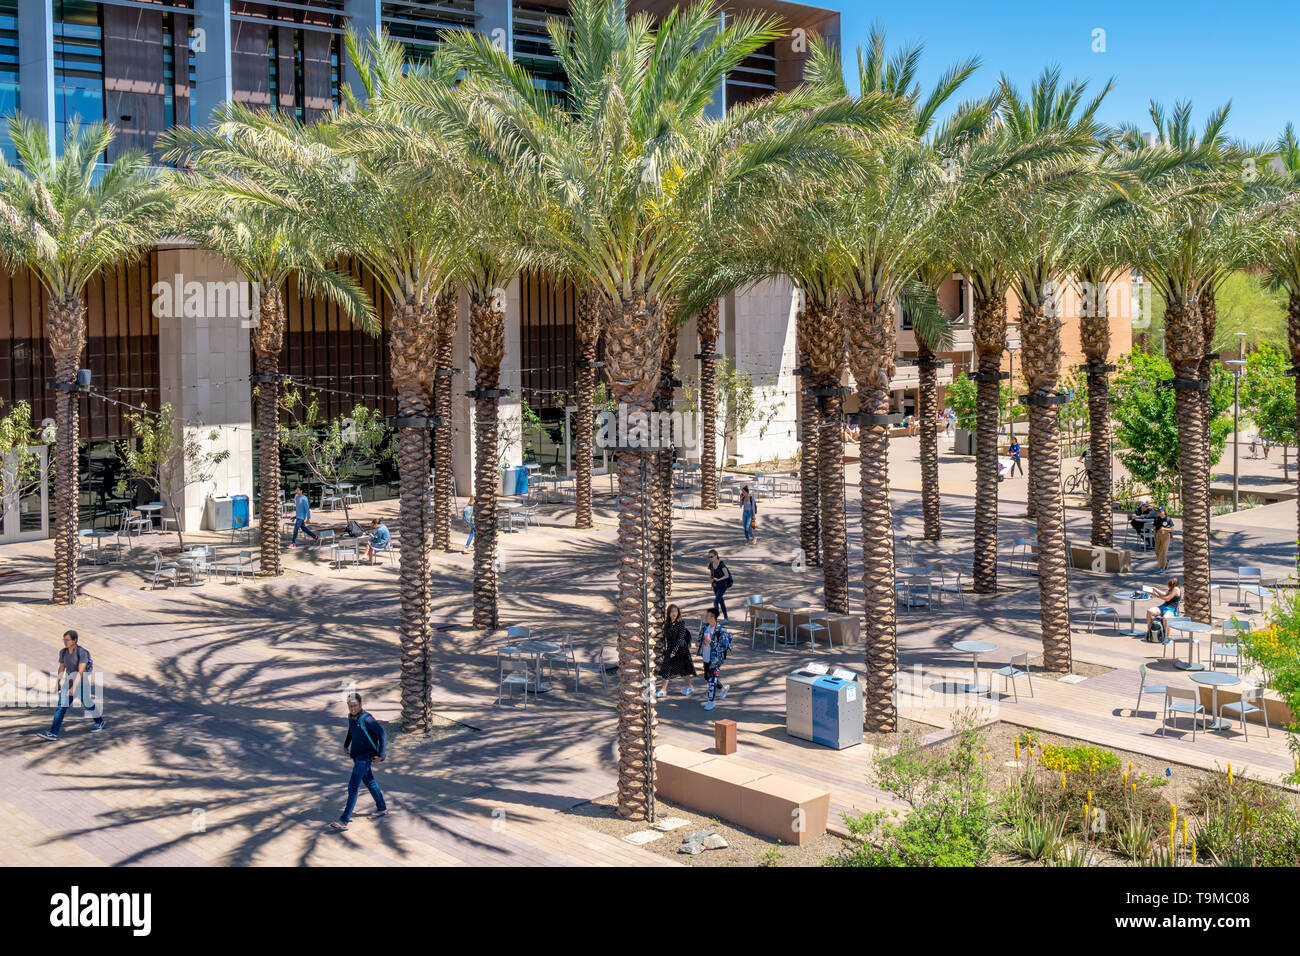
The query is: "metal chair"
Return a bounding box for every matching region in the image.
[506,625,530,645]
[752,611,785,650]
[1162,618,1200,666]
[1235,567,1274,612]
[121,507,151,538]
[1161,686,1206,739]
[1082,594,1119,634]
[342,485,363,508]
[215,550,255,584]
[742,595,764,641]
[992,652,1034,702]
[795,612,832,650]
[321,486,342,512]
[1211,620,1250,671]
[1219,686,1270,741]
[541,633,578,689]
[896,573,932,612]
[150,553,179,589]
[574,644,611,693]
[1133,663,1168,717]
[496,648,533,707]
[933,568,967,610]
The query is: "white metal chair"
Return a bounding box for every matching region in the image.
[795,612,832,650]
[1161,686,1206,739]
[321,486,342,512]
[896,572,932,612]
[121,507,151,538]
[1219,686,1270,741]
[150,553,179,589]
[342,485,363,509]
[541,633,578,689]
[316,529,336,552]
[1133,663,1168,717]
[742,595,764,641]
[1211,620,1250,671]
[1082,594,1120,634]
[574,644,611,693]
[506,625,530,645]
[496,648,533,707]
[1234,567,1274,612]
[933,567,967,610]
[215,550,255,584]
[752,611,785,650]
[992,652,1034,702]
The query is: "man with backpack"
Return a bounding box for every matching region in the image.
[698,609,732,712]
[329,693,388,830]
[36,630,105,740]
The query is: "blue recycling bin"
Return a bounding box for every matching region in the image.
[810,674,863,749]
[231,494,250,530]
[515,464,530,494]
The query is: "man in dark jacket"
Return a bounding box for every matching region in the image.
[329,693,388,830]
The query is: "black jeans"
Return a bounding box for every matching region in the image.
[712,584,729,619]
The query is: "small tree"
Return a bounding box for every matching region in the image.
[1241,344,1297,478]
[120,403,230,550]
[1113,350,1233,511]
[0,401,43,550]
[278,390,388,524]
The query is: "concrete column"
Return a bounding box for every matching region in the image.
[476,0,512,56]
[17,0,55,154]
[730,278,799,464]
[192,0,232,125]
[342,0,382,97]
[155,248,254,534]
[453,279,522,503]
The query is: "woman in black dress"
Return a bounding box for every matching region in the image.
[656,604,697,698]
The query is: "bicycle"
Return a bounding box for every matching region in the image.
[1063,467,1091,496]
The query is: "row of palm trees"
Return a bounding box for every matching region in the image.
[2,0,1300,820]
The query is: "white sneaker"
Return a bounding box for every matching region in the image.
[718,684,730,700]
[682,686,693,696]
[655,689,667,698]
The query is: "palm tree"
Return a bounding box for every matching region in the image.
[0,117,167,605]
[912,266,958,541]
[1118,106,1249,624]
[158,158,376,578]
[440,0,893,818]
[994,69,1113,672]
[573,286,607,528]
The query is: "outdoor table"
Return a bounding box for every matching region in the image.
[953,640,998,695]
[516,639,560,692]
[80,530,114,564]
[332,537,361,568]
[176,548,210,585]
[1112,589,1151,637]
[1168,617,1215,671]
[499,501,524,531]
[897,566,934,608]
[1190,671,1241,731]
[770,600,811,641]
[135,502,164,531]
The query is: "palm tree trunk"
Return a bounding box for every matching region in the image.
[653,322,677,613]
[1198,285,1218,471]
[972,292,1007,593]
[1166,296,1212,623]
[48,294,87,606]
[1021,301,1072,672]
[252,287,285,577]
[847,298,897,732]
[1085,362,1113,546]
[470,296,505,630]
[606,293,663,822]
[796,304,821,566]
[1289,292,1300,551]
[696,301,720,510]
[807,299,849,613]
[574,289,603,529]
[432,292,457,552]
[391,300,436,733]
[917,341,941,541]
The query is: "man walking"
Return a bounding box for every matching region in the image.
[36,630,105,740]
[1008,437,1024,476]
[290,486,318,548]
[329,693,387,830]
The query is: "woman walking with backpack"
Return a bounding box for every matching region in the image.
[36,630,105,740]
[707,550,733,621]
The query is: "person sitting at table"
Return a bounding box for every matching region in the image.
[1130,499,1153,535]
[365,518,390,565]
[1144,577,1182,636]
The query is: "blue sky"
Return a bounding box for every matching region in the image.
[836,0,1299,146]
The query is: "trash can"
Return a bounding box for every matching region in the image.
[502,467,517,497]
[811,673,864,750]
[231,494,250,530]
[203,495,233,531]
[515,464,530,494]
[785,668,823,742]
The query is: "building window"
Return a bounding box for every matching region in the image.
[161,13,197,135]
[0,0,18,162]
[53,0,104,149]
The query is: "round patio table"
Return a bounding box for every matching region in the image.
[1168,618,1214,671]
[516,639,559,692]
[953,640,997,695]
[770,600,811,642]
[1112,590,1149,637]
[135,502,164,531]
[1190,671,1240,730]
[81,529,114,563]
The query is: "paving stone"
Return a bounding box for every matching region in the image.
[623,829,664,846]
[702,833,729,850]
[652,816,690,832]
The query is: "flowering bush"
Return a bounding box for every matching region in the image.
[1039,744,1120,774]
[1240,594,1300,784]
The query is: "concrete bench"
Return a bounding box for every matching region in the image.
[1068,542,1133,574]
[655,743,831,845]
[790,610,861,646]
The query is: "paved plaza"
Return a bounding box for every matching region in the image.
[1,438,1297,866]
